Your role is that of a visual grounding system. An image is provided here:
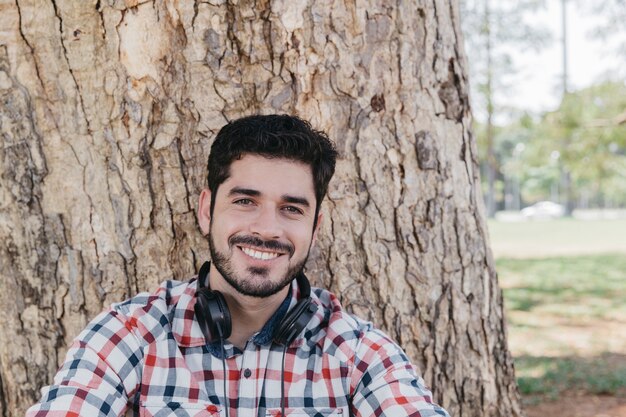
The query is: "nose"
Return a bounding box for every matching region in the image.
[249,206,283,239]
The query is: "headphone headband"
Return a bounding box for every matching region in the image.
[293,271,311,299]
[197,261,211,288]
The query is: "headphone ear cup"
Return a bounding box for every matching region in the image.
[273,299,317,346]
[195,288,232,343]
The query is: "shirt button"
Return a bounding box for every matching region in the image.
[243,368,252,378]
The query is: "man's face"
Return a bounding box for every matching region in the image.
[198,154,321,298]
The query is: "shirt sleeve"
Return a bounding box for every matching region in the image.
[349,329,450,417]
[26,309,144,417]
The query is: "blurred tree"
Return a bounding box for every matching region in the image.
[580,0,626,58]
[460,0,550,216]
[0,1,523,416]
[565,0,626,211]
[518,81,626,207]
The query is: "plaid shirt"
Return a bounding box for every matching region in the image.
[27,277,450,417]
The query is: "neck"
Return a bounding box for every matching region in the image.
[208,265,290,349]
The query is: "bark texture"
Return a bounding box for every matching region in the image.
[0,0,523,416]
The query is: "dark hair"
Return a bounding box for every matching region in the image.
[207,114,337,213]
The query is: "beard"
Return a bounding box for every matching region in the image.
[208,231,310,298]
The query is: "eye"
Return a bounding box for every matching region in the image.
[282,205,304,215]
[234,198,254,206]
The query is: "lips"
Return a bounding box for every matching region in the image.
[229,235,294,259]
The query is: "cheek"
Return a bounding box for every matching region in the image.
[215,212,243,231]
[209,218,237,245]
[291,225,315,249]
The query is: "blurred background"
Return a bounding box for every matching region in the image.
[460,0,626,416]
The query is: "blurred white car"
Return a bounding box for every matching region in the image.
[521,201,565,220]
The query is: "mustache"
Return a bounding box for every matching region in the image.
[229,235,294,257]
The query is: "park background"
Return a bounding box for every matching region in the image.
[461,0,626,415]
[0,0,624,416]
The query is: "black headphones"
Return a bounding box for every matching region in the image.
[194,261,317,346]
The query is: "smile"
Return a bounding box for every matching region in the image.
[239,246,283,261]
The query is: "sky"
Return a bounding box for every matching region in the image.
[503,0,624,115]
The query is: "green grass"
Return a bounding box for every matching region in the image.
[489,219,626,402]
[495,253,626,399]
[497,255,626,320]
[487,218,626,259]
[515,354,626,400]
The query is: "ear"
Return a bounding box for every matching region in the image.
[311,212,323,246]
[198,188,212,235]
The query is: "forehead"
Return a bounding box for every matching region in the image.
[224,154,315,195]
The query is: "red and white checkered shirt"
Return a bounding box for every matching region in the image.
[27,277,449,417]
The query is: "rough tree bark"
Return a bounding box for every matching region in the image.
[0,0,523,416]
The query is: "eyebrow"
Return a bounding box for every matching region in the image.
[228,187,261,197]
[282,194,311,208]
[228,187,311,208]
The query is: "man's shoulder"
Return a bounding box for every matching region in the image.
[312,287,371,329]
[309,287,379,359]
[113,279,194,315]
[106,279,198,344]
[309,287,411,362]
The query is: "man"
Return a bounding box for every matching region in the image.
[27,115,450,417]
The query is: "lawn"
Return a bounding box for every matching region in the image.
[487,219,626,409]
[498,255,626,321]
[488,218,626,258]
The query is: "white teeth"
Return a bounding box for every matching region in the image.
[241,247,279,260]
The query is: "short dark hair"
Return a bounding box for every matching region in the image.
[207,114,337,212]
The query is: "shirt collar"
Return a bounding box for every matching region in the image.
[171,275,308,349]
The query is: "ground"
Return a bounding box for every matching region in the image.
[488,219,626,417]
[525,393,626,417]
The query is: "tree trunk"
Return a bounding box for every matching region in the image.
[0,1,523,416]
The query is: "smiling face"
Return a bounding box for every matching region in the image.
[198,154,321,298]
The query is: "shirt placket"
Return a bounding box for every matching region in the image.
[236,341,270,417]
